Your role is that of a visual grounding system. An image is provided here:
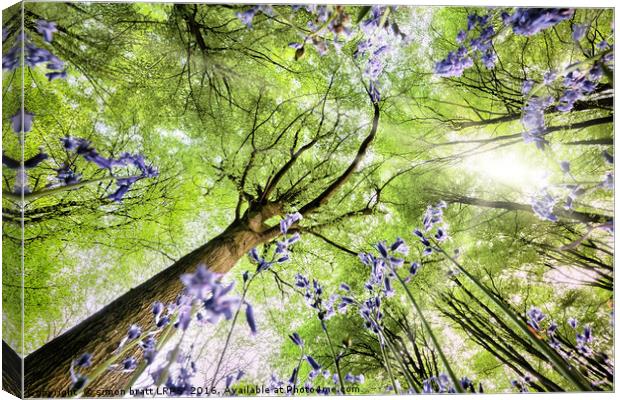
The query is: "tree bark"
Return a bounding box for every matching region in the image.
[3,340,22,398]
[24,218,277,397]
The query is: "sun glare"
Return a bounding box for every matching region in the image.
[463,150,549,190]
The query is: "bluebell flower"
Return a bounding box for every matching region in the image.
[526,307,546,331]
[506,8,574,36]
[108,184,130,202]
[10,110,34,133]
[543,71,557,85]
[560,161,570,174]
[55,164,81,185]
[289,332,304,347]
[156,315,170,328]
[599,172,613,190]
[456,30,466,43]
[589,63,604,80]
[306,355,321,370]
[597,40,609,50]
[481,50,497,69]
[280,212,302,234]
[530,189,558,221]
[35,20,57,42]
[568,317,578,329]
[460,377,473,390]
[121,357,137,371]
[369,80,381,103]
[572,24,587,41]
[435,50,473,77]
[245,302,257,335]
[22,151,48,169]
[71,375,87,391]
[547,321,558,336]
[422,379,433,393]
[236,7,259,28]
[467,14,478,31]
[45,70,67,81]
[75,353,92,368]
[522,80,535,94]
[126,324,141,340]
[409,262,419,276]
[152,301,164,317]
[176,305,192,331]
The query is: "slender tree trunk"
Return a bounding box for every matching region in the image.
[446,195,612,224]
[24,218,277,397]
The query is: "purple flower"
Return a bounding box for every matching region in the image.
[10,110,35,133]
[236,7,258,28]
[526,307,546,331]
[108,184,130,202]
[572,24,587,41]
[467,14,478,31]
[339,283,350,292]
[589,63,603,80]
[305,355,321,370]
[369,81,381,103]
[522,80,535,95]
[55,164,81,185]
[568,317,578,329]
[543,71,556,85]
[181,265,219,299]
[280,212,302,234]
[530,189,558,221]
[560,161,570,174]
[23,151,48,169]
[435,50,473,77]
[152,301,164,317]
[35,20,57,42]
[409,262,419,276]
[75,353,92,368]
[289,332,304,346]
[456,30,466,43]
[507,8,574,36]
[481,51,497,69]
[121,357,137,371]
[126,324,141,340]
[176,305,192,331]
[597,40,609,50]
[245,302,257,335]
[45,70,67,81]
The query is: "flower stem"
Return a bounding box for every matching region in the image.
[393,271,464,393]
[322,322,346,394]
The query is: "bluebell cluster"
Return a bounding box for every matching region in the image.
[503,8,574,36]
[69,263,241,392]
[3,20,66,80]
[61,137,159,202]
[435,8,579,77]
[530,189,558,222]
[434,11,496,77]
[237,5,405,104]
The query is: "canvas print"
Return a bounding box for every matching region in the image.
[1,2,615,398]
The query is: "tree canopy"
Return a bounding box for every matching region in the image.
[1,3,614,396]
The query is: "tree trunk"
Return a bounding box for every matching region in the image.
[3,340,22,398]
[446,195,612,224]
[24,218,277,397]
